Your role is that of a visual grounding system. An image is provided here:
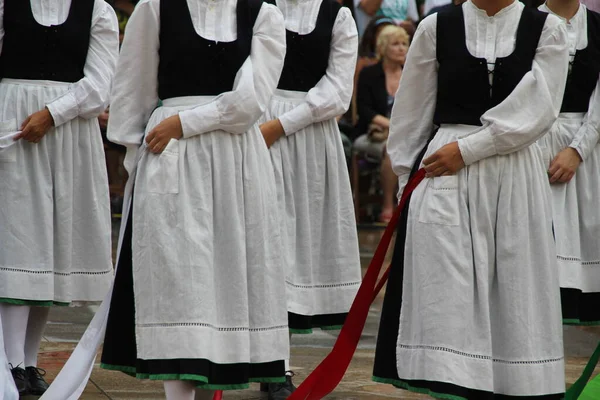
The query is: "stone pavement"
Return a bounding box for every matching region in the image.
[32,228,600,399]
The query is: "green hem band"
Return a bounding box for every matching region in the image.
[249,377,286,384]
[372,376,468,400]
[100,363,285,390]
[290,325,344,335]
[563,319,600,326]
[0,298,69,307]
[100,363,137,376]
[320,325,344,331]
[290,328,314,334]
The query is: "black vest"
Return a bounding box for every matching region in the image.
[0,0,94,83]
[270,0,341,92]
[433,6,547,126]
[157,0,263,100]
[561,9,600,113]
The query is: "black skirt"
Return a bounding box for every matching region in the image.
[100,211,286,390]
[561,288,600,326]
[288,312,347,334]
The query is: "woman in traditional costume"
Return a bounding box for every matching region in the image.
[372,0,570,398]
[258,0,361,397]
[539,0,600,326]
[98,0,290,398]
[0,0,118,395]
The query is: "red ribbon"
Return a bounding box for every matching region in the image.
[287,168,425,400]
[212,169,426,400]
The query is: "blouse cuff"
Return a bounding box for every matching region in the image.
[569,127,599,161]
[279,103,313,136]
[46,93,79,127]
[457,127,498,166]
[179,103,220,139]
[396,173,410,201]
[123,145,140,175]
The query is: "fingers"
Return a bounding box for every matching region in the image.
[146,130,163,153]
[549,168,566,184]
[15,125,31,141]
[20,116,32,131]
[422,152,439,166]
[423,159,442,172]
[425,165,447,178]
[558,172,574,183]
[548,154,561,171]
[146,130,156,145]
[262,132,272,149]
[147,132,168,154]
[148,138,166,153]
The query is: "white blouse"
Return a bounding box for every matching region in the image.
[274,0,358,135]
[386,0,569,191]
[107,0,286,168]
[540,3,600,161]
[0,0,119,127]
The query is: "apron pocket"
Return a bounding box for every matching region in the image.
[418,175,460,226]
[145,139,180,194]
[0,119,19,162]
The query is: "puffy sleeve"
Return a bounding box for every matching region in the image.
[277,7,358,136]
[107,0,160,173]
[45,0,119,127]
[456,16,569,166]
[178,4,286,138]
[386,16,438,194]
[569,77,600,160]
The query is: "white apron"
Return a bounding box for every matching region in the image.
[260,89,361,319]
[539,114,600,298]
[0,79,113,303]
[396,124,565,396]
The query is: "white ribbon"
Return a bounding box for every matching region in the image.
[0,131,20,150]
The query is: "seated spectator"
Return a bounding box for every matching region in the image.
[354,25,409,223]
[356,16,395,81]
[423,0,452,15]
[354,0,418,37]
[348,16,395,129]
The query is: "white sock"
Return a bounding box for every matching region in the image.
[0,304,30,367]
[194,388,215,400]
[286,331,292,372]
[24,306,50,368]
[163,380,196,400]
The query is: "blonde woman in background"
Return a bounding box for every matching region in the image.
[354,25,410,222]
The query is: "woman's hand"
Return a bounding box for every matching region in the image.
[260,119,285,148]
[16,108,55,143]
[548,147,581,184]
[146,114,183,154]
[98,109,110,131]
[423,142,465,177]
[371,115,390,129]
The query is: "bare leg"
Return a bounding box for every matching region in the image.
[164,380,196,400]
[380,151,397,221]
